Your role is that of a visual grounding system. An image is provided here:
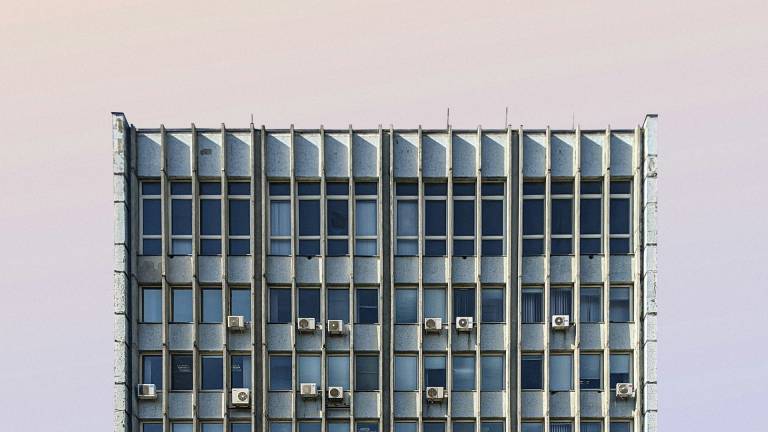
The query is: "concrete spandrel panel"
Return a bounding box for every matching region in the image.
[609,255,632,282]
[353,325,380,351]
[296,332,322,351]
[422,256,447,284]
[167,256,192,284]
[452,132,477,177]
[228,256,252,283]
[394,325,419,351]
[579,323,603,350]
[451,328,477,351]
[353,391,380,418]
[551,133,575,177]
[353,257,379,284]
[325,402,351,417]
[581,132,605,177]
[198,392,223,418]
[450,391,476,417]
[295,397,322,418]
[394,132,418,178]
[394,257,418,284]
[480,391,506,417]
[422,132,448,178]
[326,256,350,284]
[295,257,321,284]
[294,132,321,178]
[168,392,193,418]
[137,133,161,177]
[353,132,379,178]
[393,391,419,418]
[138,324,162,351]
[422,331,448,351]
[550,255,573,283]
[480,324,506,351]
[325,332,350,351]
[137,397,162,419]
[137,256,162,284]
[580,255,603,283]
[549,325,575,350]
[266,133,291,178]
[481,257,506,284]
[609,396,635,418]
[266,324,293,351]
[522,256,544,284]
[580,391,605,417]
[521,391,545,417]
[451,256,476,283]
[611,132,634,177]
[549,391,575,417]
[268,392,293,419]
[198,324,224,351]
[481,132,507,178]
[521,324,545,350]
[609,323,634,349]
[266,256,292,284]
[229,329,252,351]
[226,132,251,177]
[167,133,192,177]
[168,324,193,351]
[422,395,448,418]
[324,133,350,178]
[197,132,221,178]
[522,133,546,178]
[198,256,222,284]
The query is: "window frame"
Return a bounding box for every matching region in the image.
[269,354,292,391]
[481,181,505,256]
[199,181,222,256]
[354,181,378,256]
[326,181,350,256]
[200,354,224,391]
[452,181,476,257]
[140,181,162,255]
[355,286,379,324]
[354,354,380,391]
[424,182,448,256]
[170,181,193,256]
[141,353,163,389]
[227,181,251,255]
[609,180,632,254]
[268,182,292,256]
[522,181,545,256]
[579,180,603,254]
[609,286,633,323]
[550,180,574,255]
[395,182,419,256]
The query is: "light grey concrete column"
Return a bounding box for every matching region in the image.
[601,128,612,432]
[513,127,523,432]
[381,125,392,432]
[160,125,171,432]
[642,115,658,432]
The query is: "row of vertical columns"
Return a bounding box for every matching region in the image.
[220,124,231,431]
[258,126,269,432]
[542,127,552,431]
[160,125,171,432]
[632,126,643,432]
[514,126,524,432]
[601,128,612,432]
[251,123,262,432]
[573,127,582,431]
[319,126,329,431]
[416,126,425,428]
[191,125,200,432]
[381,126,392,432]
[445,126,454,428]
[473,127,482,431]
[289,125,298,422]
[507,126,519,432]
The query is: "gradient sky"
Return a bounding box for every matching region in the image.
[1,1,766,430]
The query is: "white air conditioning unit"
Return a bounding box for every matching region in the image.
[426,386,446,402]
[327,386,344,400]
[424,317,442,332]
[231,388,251,406]
[456,316,474,332]
[136,384,157,400]
[297,317,316,332]
[300,383,318,399]
[327,319,345,335]
[227,315,246,331]
[616,383,635,399]
[551,314,570,330]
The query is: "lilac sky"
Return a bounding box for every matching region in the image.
[1,0,766,430]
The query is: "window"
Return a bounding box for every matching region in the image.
[550,354,573,391]
[550,423,573,432]
[580,287,602,323]
[327,288,349,323]
[356,423,378,432]
[356,288,378,324]
[481,354,504,391]
[424,183,447,256]
[141,182,161,255]
[299,355,321,385]
[228,182,251,255]
[231,425,251,432]
[521,354,543,390]
[203,426,223,432]
[172,288,192,323]
[269,287,291,323]
[453,182,475,256]
[610,287,631,322]
[269,355,291,390]
[270,423,292,432]
[453,288,475,319]
[201,355,223,390]
[610,181,631,253]
[394,423,417,432]
[423,423,445,432]
[394,355,418,391]
[231,288,251,321]
[452,355,475,390]
[481,182,504,255]
[424,355,446,387]
[355,355,379,390]
[580,353,602,390]
[201,288,222,323]
[580,423,602,432]
[200,182,222,255]
[142,287,161,323]
[522,182,544,256]
[453,423,475,432]
[269,182,291,255]
[171,354,193,390]
[610,353,631,388]
[143,424,162,432]
[521,423,543,432]
[231,355,251,388]
[355,182,378,256]
[395,288,418,324]
[521,288,543,323]
[297,182,321,256]
[328,422,350,432]
[326,182,349,256]
[298,287,320,321]
[609,422,630,432]
[171,182,193,255]
[580,181,602,254]
[424,288,446,321]
[551,287,572,319]
[327,355,350,389]
[395,183,418,255]
[172,424,193,432]
[142,355,162,389]
[482,287,504,322]
[481,423,504,432]
[551,181,573,255]
[299,423,321,432]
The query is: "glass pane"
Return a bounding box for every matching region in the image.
[424,289,446,321]
[522,238,543,256]
[610,288,631,322]
[551,198,572,235]
[299,355,321,384]
[143,355,162,389]
[229,200,250,236]
[270,356,291,390]
[580,423,602,432]
[521,355,543,390]
[327,289,349,323]
[482,288,504,322]
[453,200,475,236]
[481,183,504,196]
[523,182,544,195]
[551,424,573,432]
[551,181,573,194]
[171,355,193,390]
[299,239,320,256]
[142,182,161,195]
[610,181,631,194]
[481,355,504,391]
[231,289,251,321]
[522,424,544,432]
[326,182,348,195]
[202,289,222,323]
[171,182,192,195]
[172,239,193,256]
[423,423,445,432]
[610,198,630,234]
[610,354,631,387]
[231,425,251,432]
[609,423,629,432]
[172,425,193,432]
[425,239,446,256]
[453,423,474,432]
[328,423,350,432]
[581,181,602,194]
[355,355,379,390]
[452,356,475,390]
[550,355,573,391]
[424,183,447,196]
[270,182,290,196]
[522,288,543,323]
[580,198,601,235]
[327,200,348,236]
[298,183,320,195]
[453,288,475,318]
[551,238,572,255]
[327,239,348,256]
[453,183,475,196]
[270,424,291,432]
[200,239,221,256]
[394,423,417,432]
[453,239,474,256]
[143,239,161,256]
[522,200,544,235]
[610,238,630,254]
[424,356,446,387]
[581,238,601,255]
[298,288,320,320]
[356,423,378,432]
[143,426,160,432]
[201,356,223,390]
[299,423,321,432]
[482,200,503,236]
[229,239,250,256]
[270,201,291,236]
[299,200,320,235]
[172,199,192,235]
[143,199,161,235]
[425,201,446,236]
[327,356,350,388]
[269,288,291,323]
[172,289,192,322]
[228,182,250,195]
[580,288,602,323]
[397,201,418,236]
[355,200,377,236]
[200,199,221,235]
[356,289,378,324]
[394,356,417,391]
[580,354,601,389]
[142,288,162,323]
[551,288,572,318]
[397,239,418,256]
[355,182,377,195]
[395,288,418,324]
[482,239,503,256]
[271,239,291,256]
[231,355,251,388]
[355,239,377,256]
[481,423,504,432]
[396,183,417,196]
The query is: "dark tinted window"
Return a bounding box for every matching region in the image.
[482,201,503,236]
[327,289,349,323]
[610,181,631,194]
[171,182,192,195]
[395,288,418,324]
[269,182,290,196]
[298,183,320,195]
[327,200,348,235]
[522,288,543,323]
[521,355,543,389]
[201,288,222,323]
[142,182,161,195]
[171,199,192,235]
[355,355,379,390]
[356,289,378,324]
[200,182,221,195]
[143,199,161,235]
[229,201,250,235]
[551,181,573,194]
[522,200,544,235]
[299,201,320,236]
[522,182,544,195]
[171,354,193,390]
[228,182,250,195]
[201,199,221,235]
[453,200,474,236]
[270,356,291,390]
[453,288,475,318]
[424,183,447,196]
[610,198,630,234]
[201,356,223,390]
[581,181,602,194]
[142,355,162,389]
[326,182,349,195]
[481,183,504,196]
[481,288,504,322]
[425,201,446,236]
[355,182,377,195]
[231,355,251,388]
[231,289,251,321]
[580,198,601,234]
[453,183,475,196]
[396,183,417,196]
[269,288,291,323]
[298,288,320,320]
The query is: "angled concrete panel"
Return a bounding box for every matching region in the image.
[451,132,477,178]
[393,132,418,178]
[325,133,350,178]
[353,133,379,178]
[197,132,222,178]
[481,132,507,178]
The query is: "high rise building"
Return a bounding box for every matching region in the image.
[113,113,658,432]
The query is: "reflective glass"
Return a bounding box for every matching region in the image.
[269,355,291,390]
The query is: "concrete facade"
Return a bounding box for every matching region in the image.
[113,113,658,432]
